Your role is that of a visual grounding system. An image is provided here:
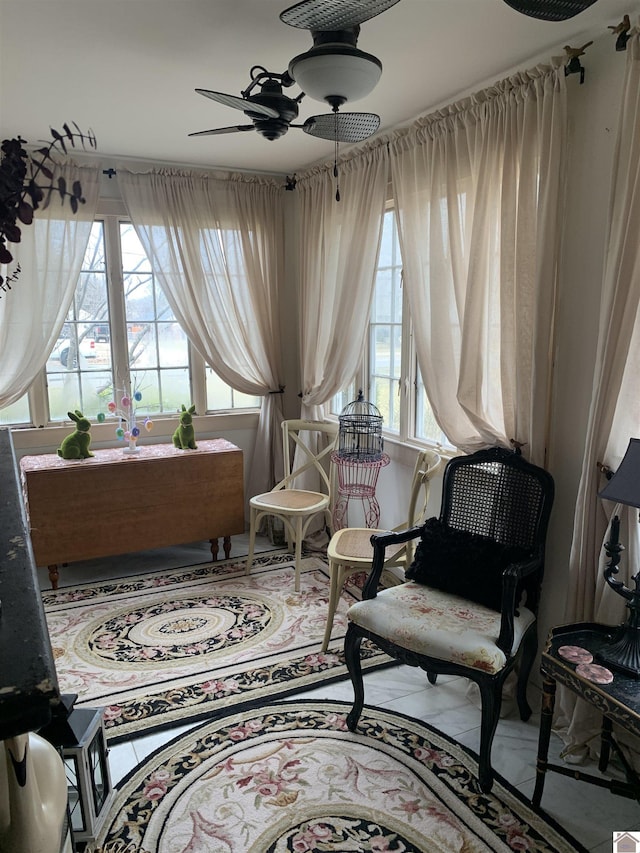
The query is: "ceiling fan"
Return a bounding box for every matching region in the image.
[188,66,381,145]
[189,0,403,146]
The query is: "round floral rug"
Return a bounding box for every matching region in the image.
[93,700,587,853]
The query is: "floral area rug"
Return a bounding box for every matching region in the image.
[42,553,390,742]
[92,700,587,853]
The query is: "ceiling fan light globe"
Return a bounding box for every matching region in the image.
[289,45,382,105]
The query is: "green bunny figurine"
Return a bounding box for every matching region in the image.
[57,410,94,459]
[172,404,197,450]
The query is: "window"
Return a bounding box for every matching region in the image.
[332,206,452,450]
[0,215,260,427]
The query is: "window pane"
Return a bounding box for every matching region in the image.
[0,395,30,426]
[415,364,454,448]
[330,383,357,417]
[372,375,396,431]
[369,209,402,434]
[46,222,114,421]
[378,208,396,267]
[133,367,191,415]
[121,224,191,415]
[206,368,260,410]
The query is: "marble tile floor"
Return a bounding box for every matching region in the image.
[39,535,640,853]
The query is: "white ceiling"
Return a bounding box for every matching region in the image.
[1,0,637,177]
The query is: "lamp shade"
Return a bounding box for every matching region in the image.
[289,44,382,106]
[502,0,598,20]
[599,439,640,509]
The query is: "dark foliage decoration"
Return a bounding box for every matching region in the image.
[0,123,97,295]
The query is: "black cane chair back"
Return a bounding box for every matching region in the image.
[441,447,553,614]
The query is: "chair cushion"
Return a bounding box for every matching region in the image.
[404,517,530,612]
[347,583,535,674]
[251,489,329,512]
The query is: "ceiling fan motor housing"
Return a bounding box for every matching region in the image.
[245,81,300,139]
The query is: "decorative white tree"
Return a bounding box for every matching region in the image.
[98,381,153,453]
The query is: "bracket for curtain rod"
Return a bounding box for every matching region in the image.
[563,41,592,84]
[609,15,631,51]
[597,461,615,481]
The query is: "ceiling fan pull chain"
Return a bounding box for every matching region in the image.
[334,112,341,202]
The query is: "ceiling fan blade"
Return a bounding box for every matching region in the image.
[188,125,256,137]
[195,89,279,118]
[302,112,380,143]
[502,0,597,20]
[280,0,401,30]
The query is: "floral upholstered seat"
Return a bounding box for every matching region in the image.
[347,582,536,675]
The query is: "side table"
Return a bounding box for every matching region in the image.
[533,621,640,807]
[21,439,245,588]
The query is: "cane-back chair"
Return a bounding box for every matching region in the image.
[246,419,338,591]
[344,445,554,792]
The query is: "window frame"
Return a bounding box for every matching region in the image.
[2,199,261,432]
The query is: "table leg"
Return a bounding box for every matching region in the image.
[223,536,232,559]
[47,564,59,591]
[599,715,613,773]
[532,673,556,808]
[210,539,219,561]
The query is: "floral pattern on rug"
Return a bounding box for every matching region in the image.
[43,553,391,741]
[94,701,588,853]
[88,594,272,663]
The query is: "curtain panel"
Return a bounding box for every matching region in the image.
[558,30,640,759]
[295,143,389,421]
[118,169,286,496]
[0,161,101,408]
[389,63,567,465]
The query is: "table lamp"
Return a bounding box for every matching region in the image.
[598,438,640,678]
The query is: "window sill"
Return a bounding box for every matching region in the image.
[10,411,260,457]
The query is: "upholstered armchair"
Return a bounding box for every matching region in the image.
[344,445,554,793]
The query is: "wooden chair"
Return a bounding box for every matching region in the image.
[246,419,338,591]
[344,445,554,792]
[321,449,442,652]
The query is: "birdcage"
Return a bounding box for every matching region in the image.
[337,391,383,462]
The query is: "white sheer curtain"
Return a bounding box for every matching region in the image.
[389,64,567,465]
[296,143,389,421]
[118,169,285,495]
[558,30,640,757]
[0,161,101,407]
